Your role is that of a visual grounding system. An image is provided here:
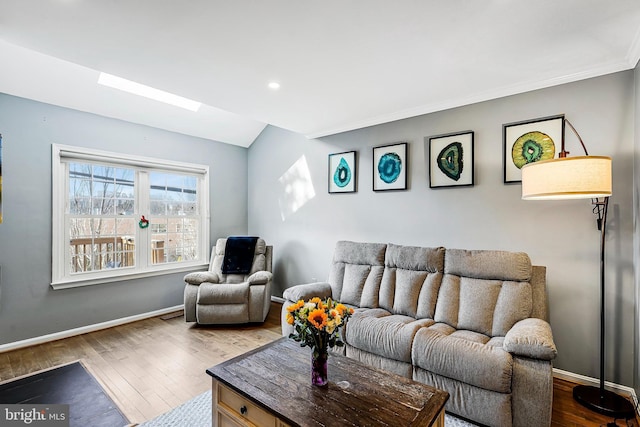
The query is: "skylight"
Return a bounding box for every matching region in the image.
[97,72,201,112]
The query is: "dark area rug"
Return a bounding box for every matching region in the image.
[0,361,129,427]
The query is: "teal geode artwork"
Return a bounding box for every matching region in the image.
[373,142,407,191]
[328,151,357,193]
[428,131,474,188]
[333,157,352,188]
[437,142,463,181]
[377,152,402,184]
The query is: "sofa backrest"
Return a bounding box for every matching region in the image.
[379,244,445,319]
[434,249,535,337]
[328,241,386,304]
[327,241,548,337]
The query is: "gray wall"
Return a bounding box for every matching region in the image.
[248,71,636,386]
[0,93,248,345]
[634,60,640,397]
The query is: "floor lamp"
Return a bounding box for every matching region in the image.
[521,119,635,419]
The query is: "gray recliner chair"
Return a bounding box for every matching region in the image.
[183,237,273,324]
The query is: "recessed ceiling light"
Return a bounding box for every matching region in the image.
[268,81,281,90]
[97,72,201,112]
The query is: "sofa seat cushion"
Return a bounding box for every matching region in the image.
[197,282,249,304]
[412,325,513,393]
[449,329,490,345]
[487,336,505,349]
[345,309,433,363]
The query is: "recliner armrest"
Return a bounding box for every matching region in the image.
[504,318,557,361]
[247,271,272,285]
[283,282,332,302]
[184,271,220,285]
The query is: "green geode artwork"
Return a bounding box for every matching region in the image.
[511,131,555,169]
[437,142,463,181]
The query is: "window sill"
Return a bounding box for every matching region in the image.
[51,263,209,290]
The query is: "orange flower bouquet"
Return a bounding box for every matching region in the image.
[286,297,354,386]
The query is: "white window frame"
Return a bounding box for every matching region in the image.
[51,144,210,289]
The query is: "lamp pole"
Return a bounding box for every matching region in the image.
[572,197,634,418]
[599,197,607,395]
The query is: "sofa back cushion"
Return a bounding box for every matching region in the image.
[434,249,534,337]
[329,241,387,306]
[379,244,445,318]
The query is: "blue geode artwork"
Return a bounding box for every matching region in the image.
[377,152,402,183]
[328,151,357,193]
[373,142,407,191]
[333,157,352,188]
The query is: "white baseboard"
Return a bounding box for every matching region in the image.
[270,295,285,304]
[554,367,639,412]
[0,304,184,354]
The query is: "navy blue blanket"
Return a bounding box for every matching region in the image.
[222,236,258,274]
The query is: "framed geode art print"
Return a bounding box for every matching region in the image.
[428,131,474,188]
[503,114,564,183]
[373,142,407,191]
[328,150,357,193]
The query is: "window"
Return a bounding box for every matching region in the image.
[52,145,210,289]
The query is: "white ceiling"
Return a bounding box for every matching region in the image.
[1,1,639,147]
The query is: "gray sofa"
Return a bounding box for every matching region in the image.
[281,241,557,427]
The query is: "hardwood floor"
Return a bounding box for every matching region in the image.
[552,378,638,427]
[0,305,282,424]
[0,302,637,426]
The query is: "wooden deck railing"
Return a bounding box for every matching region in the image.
[70,237,165,272]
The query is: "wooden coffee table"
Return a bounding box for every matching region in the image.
[206,338,449,427]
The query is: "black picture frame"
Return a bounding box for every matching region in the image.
[503,114,564,183]
[328,150,357,193]
[372,142,408,191]
[427,130,474,188]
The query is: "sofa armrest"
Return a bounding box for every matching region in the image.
[247,271,273,285]
[282,282,332,302]
[504,318,557,361]
[184,271,220,285]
